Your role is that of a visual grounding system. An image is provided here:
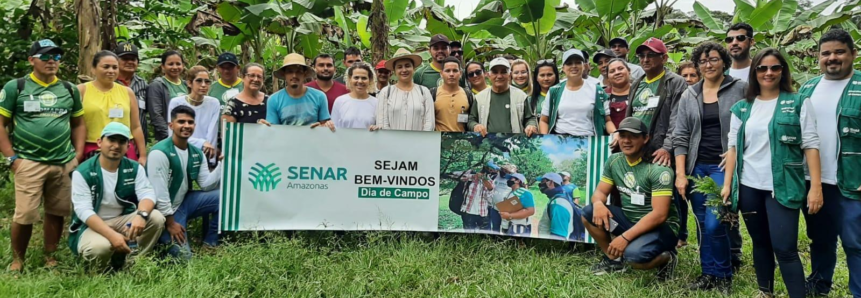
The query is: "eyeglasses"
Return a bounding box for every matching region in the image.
[451,51,463,57]
[636,52,662,59]
[466,70,484,78]
[724,35,750,43]
[32,54,62,62]
[755,64,783,73]
[536,59,555,66]
[698,57,722,66]
[194,78,213,84]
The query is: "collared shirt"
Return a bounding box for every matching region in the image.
[434,87,470,132]
[117,74,147,110]
[461,177,492,216]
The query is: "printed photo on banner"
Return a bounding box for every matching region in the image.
[438,132,590,242]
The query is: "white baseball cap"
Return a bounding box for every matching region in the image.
[488,57,510,70]
[562,49,586,65]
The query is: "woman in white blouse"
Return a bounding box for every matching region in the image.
[331,62,378,129]
[373,48,435,131]
[722,48,822,298]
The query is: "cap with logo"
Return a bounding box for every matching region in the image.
[616,117,649,135]
[541,173,563,185]
[114,42,139,58]
[636,37,668,54]
[592,49,617,63]
[429,34,451,47]
[29,39,64,56]
[562,49,586,65]
[217,52,240,66]
[609,37,629,48]
[101,122,132,139]
[488,57,510,70]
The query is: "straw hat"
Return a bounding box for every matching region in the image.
[384,48,423,71]
[275,53,314,79]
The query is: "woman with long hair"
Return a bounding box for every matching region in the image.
[530,59,560,118]
[511,59,532,95]
[605,59,632,130]
[147,50,187,141]
[723,48,822,298]
[167,66,221,161]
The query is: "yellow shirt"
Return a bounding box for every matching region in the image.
[434,87,470,132]
[83,82,132,142]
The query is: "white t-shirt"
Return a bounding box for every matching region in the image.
[331,94,378,129]
[491,175,511,207]
[728,97,819,191]
[72,164,156,222]
[542,83,607,136]
[806,78,851,184]
[148,146,222,216]
[167,95,222,150]
[729,66,751,82]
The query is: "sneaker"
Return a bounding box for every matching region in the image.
[754,290,774,298]
[805,280,830,297]
[590,256,626,275]
[656,251,678,281]
[686,275,716,291]
[714,277,732,295]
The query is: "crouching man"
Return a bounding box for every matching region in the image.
[69,123,165,270]
[581,117,680,281]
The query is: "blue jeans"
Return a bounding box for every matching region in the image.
[461,213,489,231]
[488,207,502,233]
[840,193,861,298]
[158,190,220,259]
[803,182,844,294]
[689,163,732,278]
[582,204,678,264]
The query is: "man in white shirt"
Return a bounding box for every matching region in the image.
[148,105,222,259]
[798,28,861,297]
[725,23,755,82]
[70,123,165,270]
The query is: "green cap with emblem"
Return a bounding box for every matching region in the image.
[101,122,132,139]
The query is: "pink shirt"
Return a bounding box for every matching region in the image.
[306,80,349,112]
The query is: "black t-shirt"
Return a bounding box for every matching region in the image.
[222,95,268,124]
[697,101,722,164]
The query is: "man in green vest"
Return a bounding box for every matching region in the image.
[209,52,243,106]
[798,28,861,297]
[0,39,86,271]
[467,57,538,137]
[149,105,222,259]
[70,122,164,270]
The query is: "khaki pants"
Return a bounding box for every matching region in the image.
[13,158,78,224]
[78,210,165,269]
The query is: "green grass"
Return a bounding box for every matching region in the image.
[0,180,853,297]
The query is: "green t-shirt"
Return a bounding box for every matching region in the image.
[413,64,443,90]
[163,77,188,99]
[600,153,680,235]
[208,79,243,106]
[0,74,83,164]
[532,93,546,115]
[631,79,661,128]
[487,91,513,133]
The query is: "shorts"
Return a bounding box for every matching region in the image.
[13,158,78,224]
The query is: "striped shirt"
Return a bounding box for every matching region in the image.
[375,85,435,131]
[117,74,148,144]
[461,178,492,216]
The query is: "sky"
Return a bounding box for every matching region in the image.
[447,0,833,20]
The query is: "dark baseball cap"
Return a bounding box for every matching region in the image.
[29,39,64,56]
[430,34,451,47]
[217,52,239,66]
[592,49,616,63]
[114,42,139,57]
[609,38,629,48]
[617,117,648,135]
[450,41,462,48]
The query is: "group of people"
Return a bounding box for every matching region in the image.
[1,21,859,298]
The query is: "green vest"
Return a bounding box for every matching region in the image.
[799,70,861,200]
[730,92,807,210]
[151,138,204,204]
[544,82,608,136]
[68,156,140,255]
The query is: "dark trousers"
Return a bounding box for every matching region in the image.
[582,204,678,263]
[689,163,732,278]
[461,213,490,231]
[488,207,502,233]
[673,190,689,242]
[839,192,861,298]
[738,184,805,298]
[802,182,844,294]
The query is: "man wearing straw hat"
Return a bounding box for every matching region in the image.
[264,53,335,131]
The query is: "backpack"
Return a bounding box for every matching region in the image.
[448,180,470,216]
[17,77,76,99]
[546,194,585,241]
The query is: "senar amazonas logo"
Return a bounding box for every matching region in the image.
[249,163,282,192]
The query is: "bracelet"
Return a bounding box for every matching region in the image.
[620,234,631,243]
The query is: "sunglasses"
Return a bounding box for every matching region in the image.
[536,59,555,66]
[636,52,663,59]
[755,64,783,73]
[32,54,62,62]
[194,78,213,84]
[724,35,750,43]
[466,70,484,78]
[451,51,463,57]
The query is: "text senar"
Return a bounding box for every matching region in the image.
[287,166,348,180]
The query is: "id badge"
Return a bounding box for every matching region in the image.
[24,99,41,112]
[109,107,124,118]
[646,96,660,108]
[457,113,469,123]
[632,193,646,206]
[138,99,146,110]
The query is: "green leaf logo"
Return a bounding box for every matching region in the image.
[248,162,282,192]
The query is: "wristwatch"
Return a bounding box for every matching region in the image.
[6,154,18,166]
[137,210,150,220]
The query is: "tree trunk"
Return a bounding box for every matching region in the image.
[369,0,389,64]
[100,0,118,51]
[76,0,101,81]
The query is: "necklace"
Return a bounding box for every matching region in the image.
[186,95,204,106]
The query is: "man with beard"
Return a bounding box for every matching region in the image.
[415,34,466,89]
[69,123,164,270]
[209,52,243,106]
[268,54,334,130]
[450,41,464,63]
[467,57,538,137]
[798,28,861,297]
[608,38,646,81]
[114,42,148,144]
[725,23,755,82]
[307,53,348,113]
[149,105,222,259]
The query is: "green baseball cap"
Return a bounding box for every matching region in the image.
[101,122,131,139]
